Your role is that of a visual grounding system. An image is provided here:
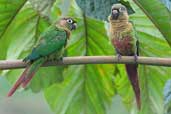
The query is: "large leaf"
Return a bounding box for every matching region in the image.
[132,0,171,47]
[0,4,37,65]
[29,0,56,19]
[0,0,26,60]
[29,0,55,12]
[75,0,135,20]
[0,0,27,38]
[50,0,71,22]
[75,0,118,20]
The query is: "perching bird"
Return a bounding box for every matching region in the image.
[108,4,141,109]
[8,17,77,97]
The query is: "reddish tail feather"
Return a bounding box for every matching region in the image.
[8,58,44,97]
[125,64,141,109]
[7,66,30,97]
[21,71,36,88]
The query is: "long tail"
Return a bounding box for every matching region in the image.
[125,64,141,109]
[7,58,45,97]
[7,66,30,97]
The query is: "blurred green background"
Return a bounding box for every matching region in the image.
[0,76,53,114]
[0,76,129,114]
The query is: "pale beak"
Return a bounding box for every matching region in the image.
[112,9,119,20]
[71,23,77,30]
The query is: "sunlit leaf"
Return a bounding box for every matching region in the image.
[0,0,27,39]
[132,0,171,47]
[75,0,118,20]
[29,0,55,17]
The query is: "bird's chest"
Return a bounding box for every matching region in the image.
[111,34,134,55]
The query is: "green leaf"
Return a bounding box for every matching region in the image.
[28,0,55,17]
[75,0,135,21]
[50,0,71,22]
[0,5,38,63]
[29,66,64,92]
[75,0,119,20]
[132,0,171,47]
[0,0,27,39]
[119,0,135,15]
[107,95,129,114]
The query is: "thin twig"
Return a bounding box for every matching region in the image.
[0,56,171,70]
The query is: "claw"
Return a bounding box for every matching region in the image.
[134,54,138,63]
[117,54,122,61]
[52,56,63,62]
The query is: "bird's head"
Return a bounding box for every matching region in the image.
[110,4,128,21]
[57,17,77,31]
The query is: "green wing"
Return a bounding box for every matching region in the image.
[24,26,67,61]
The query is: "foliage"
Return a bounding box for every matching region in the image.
[164,79,171,114]
[75,0,135,20]
[160,0,171,11]
[132,0,171,47]
[0,0,171,114]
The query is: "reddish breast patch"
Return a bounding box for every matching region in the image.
[112,36,133,55]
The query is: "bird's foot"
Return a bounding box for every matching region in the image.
[52,56,62,61]
[54,57,63,62]
[134,54,138,63]
[116,54,122,61]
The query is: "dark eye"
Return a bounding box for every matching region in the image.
[67,19,73,23]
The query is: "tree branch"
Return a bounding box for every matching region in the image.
[0,56,171,70]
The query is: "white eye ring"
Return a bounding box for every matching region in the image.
[67,19,73,23]
[119,7,122,12]
[119,7,125,12]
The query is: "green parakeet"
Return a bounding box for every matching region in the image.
[8,17,77,97]
[108,4,141,109]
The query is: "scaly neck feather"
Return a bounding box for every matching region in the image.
[109,16,132,40]
[109,18,130,32]
[56,24,71,39]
